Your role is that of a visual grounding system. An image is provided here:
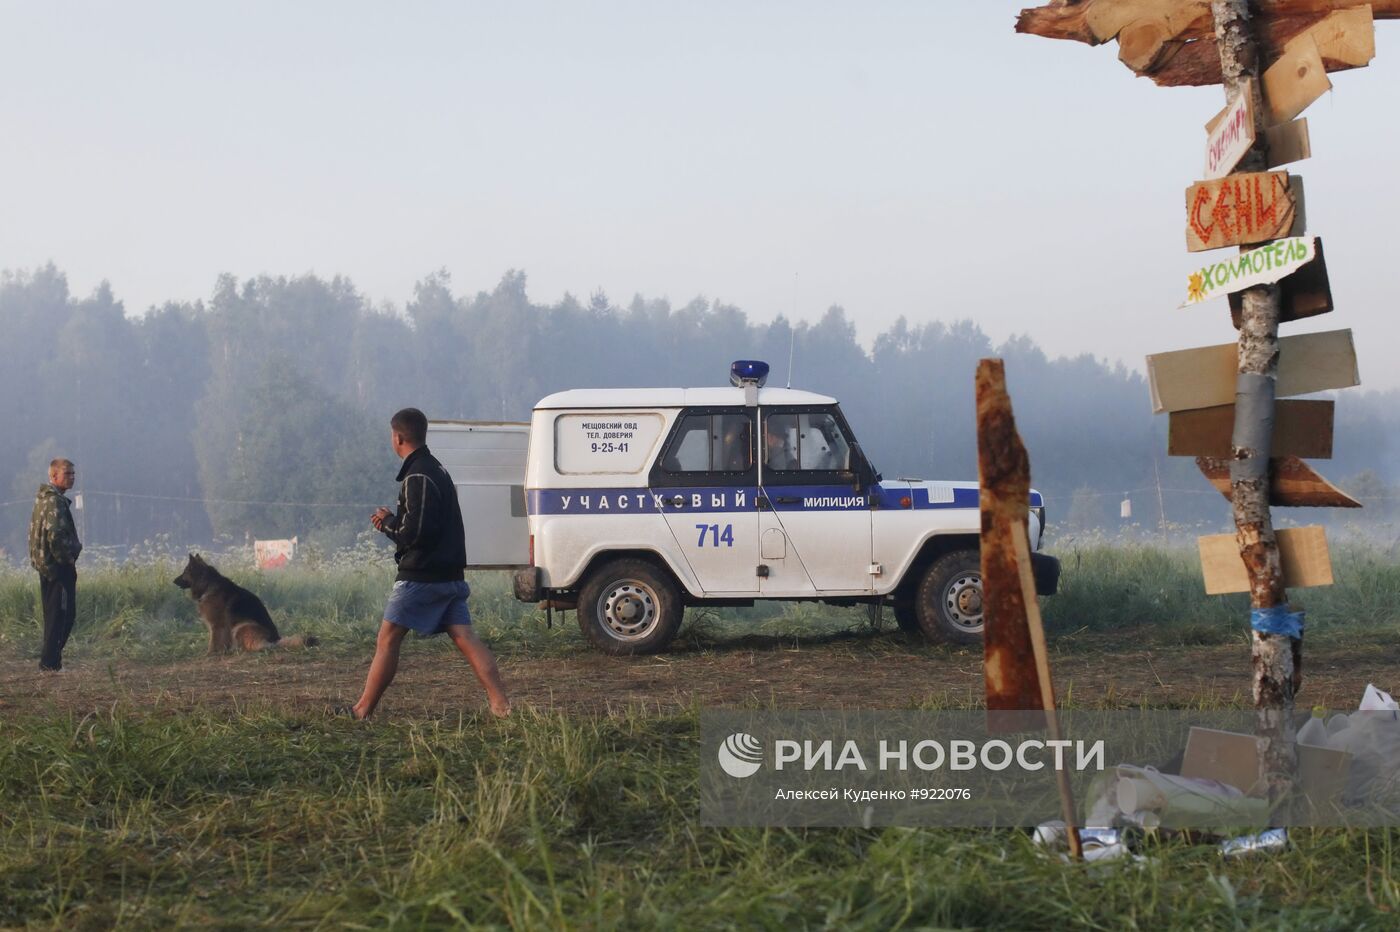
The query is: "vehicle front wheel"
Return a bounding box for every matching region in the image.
[915,550,984,645]
[577,559,683,655]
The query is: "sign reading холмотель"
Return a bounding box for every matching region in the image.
[1180,236,1316,307]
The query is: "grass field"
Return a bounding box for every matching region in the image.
[4,542,1400,929]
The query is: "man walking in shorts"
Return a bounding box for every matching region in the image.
[349,407,511,719]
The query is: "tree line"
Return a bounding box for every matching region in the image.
[3,263,1396,558]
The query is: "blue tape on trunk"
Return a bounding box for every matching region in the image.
[1251,606,1304,639]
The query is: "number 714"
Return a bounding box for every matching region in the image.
[695,524,734,547]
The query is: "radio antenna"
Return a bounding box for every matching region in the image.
[786,273,797,388]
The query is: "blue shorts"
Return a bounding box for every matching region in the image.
[383,580,472,637]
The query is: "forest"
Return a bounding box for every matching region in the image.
[3,263,1397,558]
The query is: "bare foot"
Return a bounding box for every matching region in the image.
[489,695,512,718]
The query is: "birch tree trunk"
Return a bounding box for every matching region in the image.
[1211,0,1299,804]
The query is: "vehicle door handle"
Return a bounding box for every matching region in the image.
[774,496,801,505]
[666,495,687,507]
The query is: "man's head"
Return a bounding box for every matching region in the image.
[390,408,428,459]
[48,458,75,492]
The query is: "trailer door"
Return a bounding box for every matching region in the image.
[427,421,530,568]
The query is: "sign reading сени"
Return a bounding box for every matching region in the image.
[1180,236,1315,307]
[554,413,664,475]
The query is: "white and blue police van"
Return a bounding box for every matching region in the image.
[431,361,1057,655]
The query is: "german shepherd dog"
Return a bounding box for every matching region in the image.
[173,553,318,653]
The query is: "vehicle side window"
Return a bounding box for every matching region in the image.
[658,412,753,476]
[762,409,856,478]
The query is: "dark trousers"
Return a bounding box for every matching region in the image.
[39,564,77,671]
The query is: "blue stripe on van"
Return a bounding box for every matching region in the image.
[524,485,1043,514]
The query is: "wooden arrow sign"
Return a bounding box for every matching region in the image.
[1186,172,1302,252]
[1181,236,1315,306]
[1168,399,1334,458]
[1148,329,1358,414]
[1196,454,1361,507]
[1204,78,1256,179]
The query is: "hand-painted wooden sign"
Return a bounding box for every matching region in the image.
[1186,171,1300,252]
[1196,455,1360,508]
[1167,399,1334,458]
[1181,236,1314,307]
[1147,329,1359,414]
[1198,526,1333,595]
[1229,236,1332,327]
[1204,79,1255,179]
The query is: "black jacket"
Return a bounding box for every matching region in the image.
[381,446,466,583]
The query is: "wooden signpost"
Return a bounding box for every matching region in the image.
[1019,0,1391,807]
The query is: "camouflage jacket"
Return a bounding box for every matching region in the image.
[29,484,82,577]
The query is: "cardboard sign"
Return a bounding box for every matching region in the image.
[1167,399,1334,459]
[255,537,297,570]
[1147,329,1359,414]
[1196,455,1361,508]
[1186,171,1301,252]
[1198,525,1332,594]
[1204,79,1256,180]
[1182,727,1349,802]
[1181,236,1314,307]
[1228,235,1332,327]
[1262,35,1331,125]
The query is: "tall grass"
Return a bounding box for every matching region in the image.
[4,706,1399,929]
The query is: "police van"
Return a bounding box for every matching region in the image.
[431,361,1057,655]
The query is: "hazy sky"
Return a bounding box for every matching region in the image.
[2,2,1397,389]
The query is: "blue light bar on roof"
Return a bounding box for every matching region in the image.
[729,360,770,387]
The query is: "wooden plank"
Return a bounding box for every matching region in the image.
[1015,2,1398,87]
[1181,236,1314,306]
[1265,117,1312,168]
[1168,400,1334,458]
[1196,454,1362,507]
[1308,6,1377,66]
[1185,172,1301,252]
[1204,79,1257,179]
[976,358,1043,723]
[1230,235,1332,326]
[1262,34,1332,124]
[1147,329,1359,414]
[1198,525,1333,594]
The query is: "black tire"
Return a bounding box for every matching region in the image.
[892,596,920,633]
[915,550,984,645]
[577,559,683,655]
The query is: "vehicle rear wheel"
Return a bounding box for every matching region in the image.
[577,559,683,655]
[915,550,984,645]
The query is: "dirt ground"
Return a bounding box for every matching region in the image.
[3,630,1397,719]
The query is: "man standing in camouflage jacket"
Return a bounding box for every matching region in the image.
[28,458,82,672]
